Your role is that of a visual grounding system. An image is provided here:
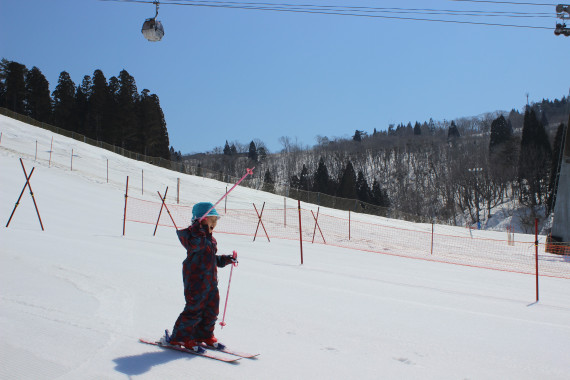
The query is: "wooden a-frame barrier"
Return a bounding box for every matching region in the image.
[6,158,44,230]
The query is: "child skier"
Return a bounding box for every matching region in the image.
[166,202,237,351]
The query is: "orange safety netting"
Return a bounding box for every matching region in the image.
[125,197,570,280]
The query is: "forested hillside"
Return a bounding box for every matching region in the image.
[0,59,170,159]
[185,99,569,230]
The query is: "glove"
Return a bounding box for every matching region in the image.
[224,254,238,266]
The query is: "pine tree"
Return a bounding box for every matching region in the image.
[107,76,121,145]
[52,71,76,131]
[2,60,27,114]
[353,130,362,142]
[299,164,310,191]
[139,89,170,158]
[356,170,370,203]
[546,122,567,214]
[117,70,140,151]
[488,115,517,187]
[518,109,552,206]
[87,70,110,140]
[414,122,422,136]
[248,140,258,161]
[223,141,231,155]
[24,66,52,123]
[313,157,330,194]
[337,161,357,199]
[73,75,92,134]
[489,115,512,153]
[370,179,390,207]
[447,121,460,140]
[290,174,300,189]
[262,169,275,193]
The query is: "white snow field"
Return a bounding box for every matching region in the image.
[1,115,570,380]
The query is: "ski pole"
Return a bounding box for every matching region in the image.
[220,250,238,328]
[199,168,254,222]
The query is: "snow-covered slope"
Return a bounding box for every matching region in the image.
[1,115,570,379]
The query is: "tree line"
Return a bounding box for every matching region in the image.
[0,59,170,159]
[185,97,568,230]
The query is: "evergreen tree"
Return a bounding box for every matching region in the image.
[337,161,357,199]
[489,115,512,153]
[262,169,275,193]
[356,170,370,202]
[139,89,170,158]
[52,71,76,131]
[370,179,390,207]
[290,174,300,189]
[447,121,460,140]
[518,109,552,206]
[0,59,6,108]
[299,164,310,191]
[353,130,363,142]
[2,60,27,114]
[24,66,52,123]
[230,144,238,155]
[117,70,140,151]
[73,75,92,134]
[414,122,422,136]
[87,70,110,140]
[546,122,567,214]
[107,76,121,145]
[488,115,517,186]
[313,157,330,194]
[248,140,258,161]
[223,141,231,155]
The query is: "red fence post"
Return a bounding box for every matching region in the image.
[123,176,129,236]
[535,218,539,302]
[298,200,303,265]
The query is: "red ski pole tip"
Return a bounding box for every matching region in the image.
[220,321,226,327]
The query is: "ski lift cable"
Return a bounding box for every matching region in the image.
[173,1,555,18]
[100,0,555,17]
[449,0,555,6]
[99,0,556,29]
[154,0,556,16]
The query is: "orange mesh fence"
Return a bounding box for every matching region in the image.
[125,197,570,280]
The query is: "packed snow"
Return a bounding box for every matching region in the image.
[1,115,570,379]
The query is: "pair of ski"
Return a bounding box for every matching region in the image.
[139,338,259,363]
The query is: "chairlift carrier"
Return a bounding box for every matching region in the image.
[141,1,164,42]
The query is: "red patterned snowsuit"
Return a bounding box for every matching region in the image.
[170,222,232,342]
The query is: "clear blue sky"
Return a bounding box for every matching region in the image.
[1,0,569,154]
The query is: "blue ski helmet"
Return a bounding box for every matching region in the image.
[192,202,220,222]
